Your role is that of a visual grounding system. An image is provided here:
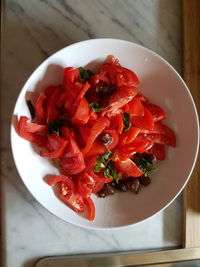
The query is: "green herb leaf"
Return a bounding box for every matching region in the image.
[123,112,132,132]
[101,151,113,159]
[79,67,94,81]
[133,154,158,177]
[26,100,35,119]
[89,102,106,112]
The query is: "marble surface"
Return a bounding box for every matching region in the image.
[1,0,182,266]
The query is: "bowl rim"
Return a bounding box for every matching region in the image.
[10,38,200,230]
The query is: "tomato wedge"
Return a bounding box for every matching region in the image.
[115,159,143,177]
[102,85,138,117]
[59,183,84,213]
[47,175,72,186]
[18,116,47,146]
[143,102,166,122]
[71,97,90,125]
[77,172,95,197]
[35,93,47,122]
[151,143,166,160]
[124,98,144,116]
[118,127,141,146]
[82,117,110,154]
[131,108,154,131]
[58,127,85,175]
[84,197,95,221]
[109,114,124,134]
[40,134,68,158]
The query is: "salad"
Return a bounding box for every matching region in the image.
[18,55,176,221]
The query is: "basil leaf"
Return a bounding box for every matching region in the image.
[123,112,132,132]
[89,102,106,112]
[79,67,94,81]
[26,100,35,119]
[133,154,158,177]
[101,151,113,159]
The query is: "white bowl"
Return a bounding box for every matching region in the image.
[11,39,199,229]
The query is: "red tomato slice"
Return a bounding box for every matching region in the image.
[18,116,47,146]
[45,85,58,97]
[143,102,166,122]
[77,172,95,197]
[109,114,124,134]
[84,141,106,158]
[151,143,166,160]
[124,98,144,116]
[103,129,119,150]
[82,117,110,154]
[115,67,140,86]
[118,127,141,146]
[136,93,148,102]
[47,175,72,186]
[35,93,47,122]
[71,97,90,125]
[59,183,84,213]
[145,124,176,147]
[58,127,85,175]
[140,121,165,134]
[47,87,62,122]
[102,86,138,117]
[131,108,154,131]
[40,134,68,158]
[83,197,95,221]
[18,116,48,133]
[71,81,91,115]
[115,159,143,177]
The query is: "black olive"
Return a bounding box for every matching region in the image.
[142,153,157,164]
[126,178,140,194]
[139,176,151,186]
[116,180,128,192]
[97,183,115,198]
[96,85,116,97]
[99,133,113,145]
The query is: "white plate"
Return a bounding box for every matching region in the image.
[11,39,199,229]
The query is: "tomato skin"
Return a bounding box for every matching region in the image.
[82,117,110,154]
[84,141,106,158]
[144,125,176,147]
[131,108,154,131]
[47,87,62,122]
[71,97,90,125]
[71,81,91,115]
[102,85,138,117]
[152,143,166,160]
[115,159,143,177]
[40,134,68,158]
[18,116,47,146]
[110,114,124,134]
[83,197,95,221]
[58,127,85,175]
[59,183,84,213]
[124,98,144,116]
[118,127,141,146]
[47,175,72,186]
[77,172,95,197]
[143,102,166,122]
[35,93,47,122]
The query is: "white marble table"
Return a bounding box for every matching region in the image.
[2,0,182,266]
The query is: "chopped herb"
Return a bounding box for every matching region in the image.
[48,119,68,136]
[93,152,119,183]
[89,102,106,112]
[123,112,132,132]
[79,67,94,81]
[133,154,158,177]
[26,100,35,119]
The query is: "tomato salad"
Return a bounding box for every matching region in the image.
[18,56,176,221]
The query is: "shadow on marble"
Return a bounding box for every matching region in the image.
[22,258,39,267]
